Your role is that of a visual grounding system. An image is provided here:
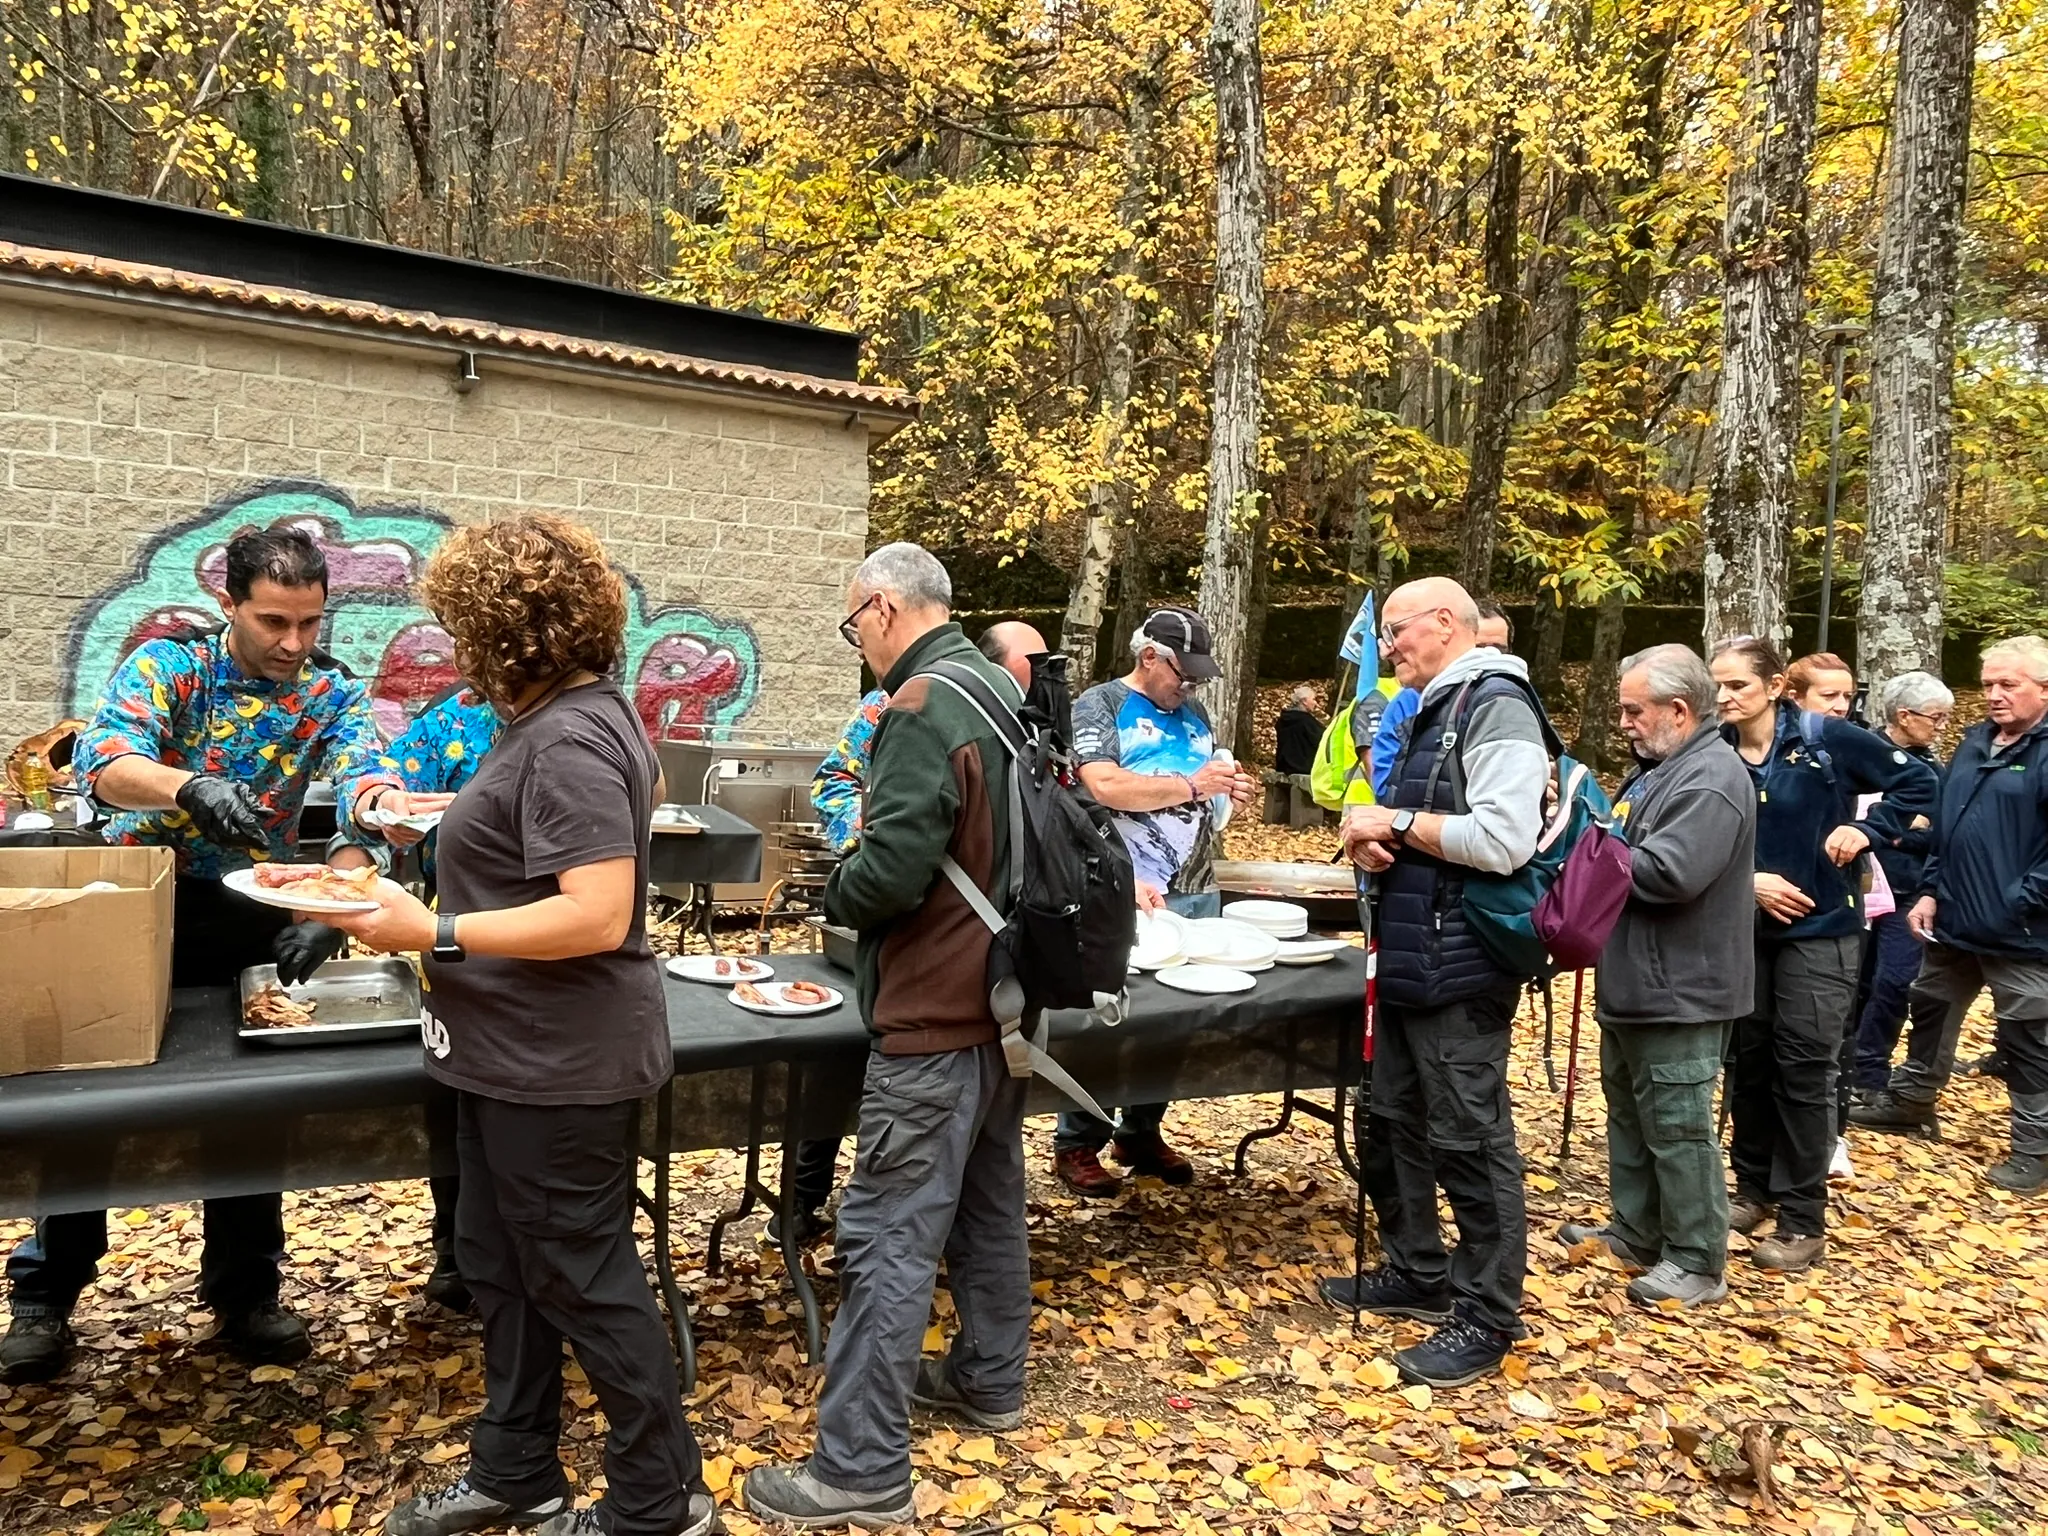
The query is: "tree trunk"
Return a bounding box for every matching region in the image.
[462,0,503,260]
[1459,127,1523,596]
[1702,0,1822,652]
[1530,590,1566,702]
[1234,516,1273,763]
[1858,0,1979,684]
[1063,51,1167,686]
[1109,520,1152,681]
[1195,0,1268,753]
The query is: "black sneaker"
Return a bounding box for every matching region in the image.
[424,1254,473,1312]
[1317,1266,1453,1323]
[385,1475,567,1535]
[765,1207,830,1248]
[1394,1316,1514,1388]
[216,1302,311,1366]
[1965,1051,2010,1081]
[1847,1090,1937,1133]
[911,1356,1023,1431]
[0,1311,73,1384]
[743,1463,913,1529]
[533,1494,720,1536]
[1987,1152,2048,1193]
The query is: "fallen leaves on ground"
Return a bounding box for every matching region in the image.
[3,944,2044,1536]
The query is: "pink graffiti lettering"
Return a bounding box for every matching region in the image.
[197,517,420,596]
[635,634,744,742]
[371,622,464,739]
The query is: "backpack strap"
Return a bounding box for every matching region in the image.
[919,662,1112,1124]
[1798,709,1837,789]
[1418,681,1479,813]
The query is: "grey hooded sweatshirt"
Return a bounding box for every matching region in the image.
[1595,722,1759,1026]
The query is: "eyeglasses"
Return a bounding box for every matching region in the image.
[1902,709,1952,727]
[1379,608,1445,645]
[838,593,881,649]
[1159,651,1203,689]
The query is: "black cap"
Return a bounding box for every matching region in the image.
[1139,607,1221,680]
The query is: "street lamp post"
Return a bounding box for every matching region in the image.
[1815,321,1866,655]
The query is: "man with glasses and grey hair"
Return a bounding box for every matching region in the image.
[1560,644,1756,1309]
[1051,606,1257,1197]
[1852,638,2048,1192]
[748,542,1037,1527]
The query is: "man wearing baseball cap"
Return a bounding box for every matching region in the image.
[1055,607,1257,1195]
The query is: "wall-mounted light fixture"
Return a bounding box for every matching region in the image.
[454,351,481,394]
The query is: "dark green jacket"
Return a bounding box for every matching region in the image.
[823,623,1018,1053]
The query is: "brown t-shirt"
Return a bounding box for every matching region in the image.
[421,679,669,1105]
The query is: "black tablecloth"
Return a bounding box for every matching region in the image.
[649,804,763,887]
[0,952,1365,1216]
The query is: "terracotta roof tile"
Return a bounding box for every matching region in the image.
[0,240,917,420]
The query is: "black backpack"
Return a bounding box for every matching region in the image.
[919,660,1133,1116]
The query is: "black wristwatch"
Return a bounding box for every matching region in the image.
[1390,809,1417,845]
[433,912,466,964]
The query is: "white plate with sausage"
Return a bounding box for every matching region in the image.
[223,864,383,914]
[667,954,774,985]
[727,980,843,1016]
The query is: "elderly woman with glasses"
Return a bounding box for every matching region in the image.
[1845,671,1955,1103]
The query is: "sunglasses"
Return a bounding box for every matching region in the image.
[839,593,881,648]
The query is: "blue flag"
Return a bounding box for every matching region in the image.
[1341,593,1380,701]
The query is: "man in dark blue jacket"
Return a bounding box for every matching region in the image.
[1321,579,1546,1389]
[1852,640,2048,1191]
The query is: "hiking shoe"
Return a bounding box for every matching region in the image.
[1727,1192,1774,1236]
[0,1311,73,1384]
[424,1254,473,1313]
[1112,1132,1195,1186]
[1965,1051,2009,1080]
[384,1476,566,1535]
[1054,1148,1123,1198]
[1556,1222,1658,1269]
[1393,1317,1514,1389]
[532,1494,720,1536]
[1750,1230,1826,1272]
[1828,1137,1855,1186]
[1987,1152,2048,1192]
[912,1357,1023,1431]
[766,1207,831,1248]
[217,1302,311,1366]
[1317,1265,1453,1323]
[1848,1090,1936,1134]
[1626,1261,1727,1311]
[743,1463,914,1529]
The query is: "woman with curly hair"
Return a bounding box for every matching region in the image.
[329,514,712,1536]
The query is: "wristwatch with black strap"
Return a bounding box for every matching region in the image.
[1390,808,1417,846]
[433,912,466,964]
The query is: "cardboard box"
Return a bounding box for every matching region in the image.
[0,845,174,1076]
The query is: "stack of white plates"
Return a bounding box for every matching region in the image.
[1274,937,1351,966]
[1224,899,1310,939]
[1130,908,1189,972]
[1181,917,1280,972]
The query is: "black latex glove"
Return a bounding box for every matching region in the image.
[273,921,348,986]
[175,774,269,850]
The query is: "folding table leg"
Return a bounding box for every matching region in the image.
[692,883,721,954]
[707,1065,771,1275]
[639,1085,698,1394]
[774,1068,825,1367]
[1232,1091,1300,1176]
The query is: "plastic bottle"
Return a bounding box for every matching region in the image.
[19,752,52,811]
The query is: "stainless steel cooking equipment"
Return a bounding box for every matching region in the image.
[236,958,422,1048]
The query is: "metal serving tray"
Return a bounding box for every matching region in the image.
[236,957,422,1048]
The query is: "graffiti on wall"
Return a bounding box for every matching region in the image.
[63,482,761,743]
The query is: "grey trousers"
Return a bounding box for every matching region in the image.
[1891,943,2048,1155]
[810,1042,1030,1493]
[1600,1020,1731,1277]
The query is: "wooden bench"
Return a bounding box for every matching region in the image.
[1261,769,1329,827]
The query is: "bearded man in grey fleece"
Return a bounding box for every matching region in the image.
[1561,643,1756,1311]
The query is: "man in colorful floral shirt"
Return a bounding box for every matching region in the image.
[811,687,890,854]
[0,524,440,1385]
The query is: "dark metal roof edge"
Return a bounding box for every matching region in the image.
[0,173,862,382]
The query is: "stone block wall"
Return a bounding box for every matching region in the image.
[0,290,874,755]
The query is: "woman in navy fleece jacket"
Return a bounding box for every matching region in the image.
[1709,637,1938,1274]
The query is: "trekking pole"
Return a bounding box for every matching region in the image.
[1352,863,1374,1335]
[1541,982,1557,1094]
[1558,968,1585,1162]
